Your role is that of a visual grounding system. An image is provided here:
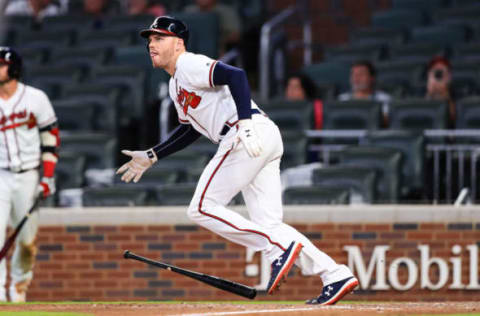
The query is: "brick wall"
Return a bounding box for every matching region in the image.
[11,210,479,302]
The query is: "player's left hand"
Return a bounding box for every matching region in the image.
[38,176,56,198]
[237,119,263,158]
[116,149,158,183]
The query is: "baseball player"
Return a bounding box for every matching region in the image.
[117,16,358,305]
[0,47,59,302]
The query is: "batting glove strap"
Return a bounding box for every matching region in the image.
[237,119,263,158]
[39,176,56,198]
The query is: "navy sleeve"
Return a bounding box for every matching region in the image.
[212,62,252,120]
[152,124,201,160]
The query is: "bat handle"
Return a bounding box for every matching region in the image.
[124,250,132,259]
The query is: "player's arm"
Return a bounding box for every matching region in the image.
[38,121,60,198]
[116,124,201,183]
[212,62,262,157]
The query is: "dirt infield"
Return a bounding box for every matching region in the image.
[1,302,480,316]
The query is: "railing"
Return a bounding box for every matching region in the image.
[259,0,311,100]
[305,129,480,204]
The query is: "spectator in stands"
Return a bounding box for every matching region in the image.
[285,73,323,129]
[126,0,166,16]
[425,56,456,128]
[82,0,118,28]
[338,60,391,125]
[4,0,65,21]
[183,0,242,55]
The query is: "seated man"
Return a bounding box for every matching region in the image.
[338,60,391,125]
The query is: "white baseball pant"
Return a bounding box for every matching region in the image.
[0,169,39,298]
[187,114,349,285]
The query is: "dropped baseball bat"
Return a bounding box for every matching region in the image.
[0,197,41,262]
[123,250,257,299]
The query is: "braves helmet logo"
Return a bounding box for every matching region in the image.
[177,87,201,115]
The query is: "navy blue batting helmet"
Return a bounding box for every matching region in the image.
[140,16,189,45]
[0,47,22,80]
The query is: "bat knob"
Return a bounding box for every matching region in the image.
[123,250,131,259]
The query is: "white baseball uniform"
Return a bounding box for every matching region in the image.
[171,52,352,285]
[0,82,57,300]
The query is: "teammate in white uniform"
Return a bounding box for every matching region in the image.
[117,16,358,305]
[0,47,59,303]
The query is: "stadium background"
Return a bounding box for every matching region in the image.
[1,0,480,303]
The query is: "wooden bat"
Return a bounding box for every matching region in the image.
[0,197,41,262]
[123,250,257,299]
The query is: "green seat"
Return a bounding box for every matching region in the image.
[59,84,121,133]
[49,46,110,71]
[77,28,135,50]
[42,15,96,33]
[53,100,96,132]
[281,132,307,170]
[454,43,480,60]
[302,62,350,93]
[173,12,219,58]
[372,9,425,29]
[153,183,197,205]
[113,46,171,102]
[410,25,467,46]
[312,166,377,204]
[325,43,383,63]
[60,133,117,169]
[451,70,479,99]
[363,130,425,199]
[283,186,349,205]
[392,0,447,10]
[266,106,311,133]
[123,166,179,186]
[24,64,84,99]
[338,146,403,203]
[83,186,149,207]
[433,4,480,23]
[389,99,448,130]
[349,27,406,45]
[323,100,382,130]
[91,66,147,121]
[56,152,86,189]
[456,97,480,129]
[389,43,446,61]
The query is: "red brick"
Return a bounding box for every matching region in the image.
[36,235,51,243]
[135,234,158,241]
[94,280,118,287]
[174,243,199,251]
[188,233,213,241]
[79,272,103,279]
[420,223,446,230]
[311,223,335,231]
[323,232,350,240]
[338,224,363,231]
[462,231,480,239]
[407,232,434,240]
[365,224,391,231]
[78,290,103,298]
[52,272,75,280]
[119,243,146,251]
[120,226,145,232]
[80,253,105,261]
[39,226,64,233]
[147,226,171,232]
[37,263,63,270]
[107,271,131,279]
[52,253,77,261]
[64,244,90,251]
[65,262,90,270]
[107,234,132,242]
[436,232,461,240]
[67,280,93,288]
[93,226,118,233]
[53,235,77,243]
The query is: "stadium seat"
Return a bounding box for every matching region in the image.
[338,146,403,203]
[15,29,73,51]
[281,132,307,170]
[83,186,150,207]
[55,152,86,189]
[388,99,448,130]
[410,25,467,46]
[117,165,180,186]
[323,100,382,130]
[371,9,425,29]
[264,104,312,133]
[53,100,96,132]
[388,43,446,61]
[392,0,447,11]
[283,186,349,205]
[60,133,117,169]
[41,15,96,33]
[76,28,135,50]
[312,166,377,204]
[349,27,406,46]
[362,130,425,199]
[91,66,147,121]
[59,83,121,133]
[433,4,480,23]
[454,43,480,60]
[174,12,220,58]
[455,97,480,143]
[302,61,350,94]
[153,183,197,205]
[450,70,479,99]
[49,46,110,71]
[324,42,384,63]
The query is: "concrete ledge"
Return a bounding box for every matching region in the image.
[38,205,480,225]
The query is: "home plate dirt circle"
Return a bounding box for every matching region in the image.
[2,302,480,315]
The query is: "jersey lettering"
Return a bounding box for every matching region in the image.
[177,87,201,115]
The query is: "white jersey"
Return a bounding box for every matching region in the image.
[168,52,260,143]
[0,83,57,171]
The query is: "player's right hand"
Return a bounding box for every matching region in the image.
[237,119,263,158]
[38,176,56,198]
[116,149,158,183]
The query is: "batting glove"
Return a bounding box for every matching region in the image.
[38,176,56,198]
[237,119,263,158]
[116,149,158,183]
